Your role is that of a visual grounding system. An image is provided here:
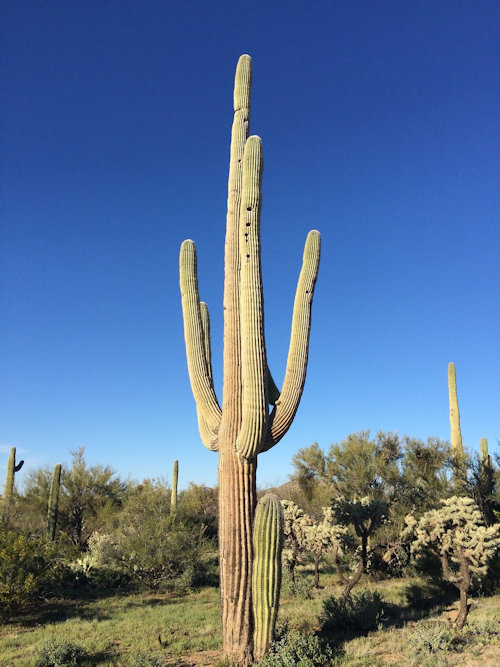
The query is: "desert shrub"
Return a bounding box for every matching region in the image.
[258,624,334,666]
[0,531,72,621]
[129,652,165,667]
[406,621,455,655]
[321,590,387,633]
[406,617,498,657]
[33,638,89,666]
[281,573,315,600]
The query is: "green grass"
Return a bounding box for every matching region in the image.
[0,570,498,665]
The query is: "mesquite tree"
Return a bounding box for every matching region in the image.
[179,55,320,663]
[405,496,500,628]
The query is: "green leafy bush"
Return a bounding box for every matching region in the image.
[281,574,315,600]
[321,590,387,633]
[406,621,454,655]
[258,624,334,666]
[0,531,71,621]
[33,638,88,666]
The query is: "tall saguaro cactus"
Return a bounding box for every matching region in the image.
[448,362,464,462]
[2,446,24,525]
[171,459,178,514]
[180,55,320,663]
[47,463,62,541]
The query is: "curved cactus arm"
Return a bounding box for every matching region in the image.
[252,494,284,661]
[261,230,321,452]
[195,301,219,450]
[200,302,213,382]
[267,366,280,406]
[235,136,269,460]
[14,460,24,473]
[180,240,222,441]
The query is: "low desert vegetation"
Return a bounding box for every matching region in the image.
[0,430,498,665]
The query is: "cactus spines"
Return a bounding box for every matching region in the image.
[179,55,320,663]
[47,463,62,541]
[448,362,464,462]
[252,494,284,662]
[171,459,178,514]
[2,446,24,525]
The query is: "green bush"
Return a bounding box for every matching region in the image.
[281,574,314,600]
[406,621,454,655]
[321,590,387,633]
[406,618,498,657]
[0,531,71,621]
[33,638,88,666]
[129,652,165,667]
[258,624,334,666]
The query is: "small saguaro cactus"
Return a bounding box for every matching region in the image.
[448,362,464,463]
[179,55,320,663]
[2,446,24,525]
[480,437,492,470]
[252,494,284,662]
[47,463,62,541]
[171,459,179,514]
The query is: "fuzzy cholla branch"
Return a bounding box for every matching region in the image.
[406,496,500,582]
[331,496,389,538]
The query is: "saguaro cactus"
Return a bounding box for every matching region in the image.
[180,55,320,663]
[2,446,24,525]
[252,494,284,662]
[448,362,464,462]
[48,463,62,541]
[171,459,178,514]
[480,437,492,470]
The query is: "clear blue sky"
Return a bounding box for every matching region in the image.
[1,1,499,490]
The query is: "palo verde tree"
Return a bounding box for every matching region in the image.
[405,496,500,628]
[179,55,320,664]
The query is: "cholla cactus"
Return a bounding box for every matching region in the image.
[299,507,347,588]
[179,55,320,664]
[281,499,310,582]
[330,496,389,604]
[406,496,500,628]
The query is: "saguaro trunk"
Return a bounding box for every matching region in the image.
[180,55,320,664]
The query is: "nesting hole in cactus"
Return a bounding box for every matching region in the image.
[247,206,252,211]
[246,222,251,226]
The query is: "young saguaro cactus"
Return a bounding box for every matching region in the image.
[2,446,24,525]
[252,494,284,662]
[171,459,179,514]
[448,362,464,463]
[47,463,62,541]
[480,437,492,470]
[179,55,320,664]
